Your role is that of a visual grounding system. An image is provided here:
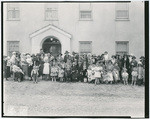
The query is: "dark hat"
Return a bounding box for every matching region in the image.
[72,51,76,55]
[36,53,41,56]
[111,55,116,58]
[65,51,69,54]
[104,51,108,54]
[57,53,62,56]
[140,56,145,59]
[25,53,30,56]
[132,56,136,59]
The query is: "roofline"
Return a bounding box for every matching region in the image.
[29,24,72,38]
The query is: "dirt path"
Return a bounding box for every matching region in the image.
[3,79,144,117]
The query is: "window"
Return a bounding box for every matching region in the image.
[45,4,58,21]
[116,41,129,56]
[80,11,92,20]
[7,4,20,20]
[115,3,129,20]
[79,3,92,21]
[7,41,19,56]
[79,41,92,55]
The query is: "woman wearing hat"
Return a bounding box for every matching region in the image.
[64,58,72,82]
[4,56,11,80]
[64,51,70,63]
[130,56,138,71]
[20,53,28,79]
[26,54,33,80]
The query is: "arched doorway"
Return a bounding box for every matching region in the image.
[42,36,61,57]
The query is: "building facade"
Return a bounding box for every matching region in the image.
[3,2,144,59]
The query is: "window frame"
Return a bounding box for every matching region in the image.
[45,7,58,21]
[79,10,93,21]
[115,3,129,21]
[115,41,129,56]
[7,5,20,21]
[7,41,20,56]
[79,41,92,55]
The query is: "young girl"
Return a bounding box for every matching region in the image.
[87,66,92,83]
[94,62,102,85]
[43,56,50,80]
[122,68,129,85]
[131,67,138,86]
[137,61,144,86]
[31,65,39,83]
[51,60,58,82]
[58,65,65,82]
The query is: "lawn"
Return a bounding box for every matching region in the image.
[3,79,144,117]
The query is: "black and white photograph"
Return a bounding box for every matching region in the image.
[1,1,148,118]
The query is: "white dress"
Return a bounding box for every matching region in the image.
[94,66,102,78]
[43,63,50,74]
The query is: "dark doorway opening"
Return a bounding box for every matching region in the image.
[42,37,61,57]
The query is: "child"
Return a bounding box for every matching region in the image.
[31,66,39,83]
[58,65,65,82]
[131,67,138,86]
[43,56,50,80]
[51,61,58,82]
[122,68,129,85]
[94,62,102,85]
[87,65,92,83]
[90,63,96,83]
[137,61,144,86]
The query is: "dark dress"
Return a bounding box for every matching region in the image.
[71,65,78,82]
[77,63,83,82]
[4,60,11,78]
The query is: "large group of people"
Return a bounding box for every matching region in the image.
[3,49,145,86]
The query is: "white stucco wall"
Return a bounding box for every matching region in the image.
[3,2,144,60]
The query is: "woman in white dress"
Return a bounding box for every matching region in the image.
[43,55,50,80]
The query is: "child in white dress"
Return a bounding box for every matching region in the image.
[31,66,39,83]
[51,61,58,82]
[58,65,65,82]
[122,68,129,85]
[131,67,138,86]
[94,62,103,85]
[87,65,92,82]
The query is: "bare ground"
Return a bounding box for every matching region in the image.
[3,79,144,117]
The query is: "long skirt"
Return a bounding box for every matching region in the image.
[5,66,11,78]
[39,64,44,76]
[28,66,33,77]
[22,65,28,76]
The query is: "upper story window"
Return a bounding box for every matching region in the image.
[7,4,20,21]
[115,3,129,20]
[79,3,92,21]
[45,4,58,21]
